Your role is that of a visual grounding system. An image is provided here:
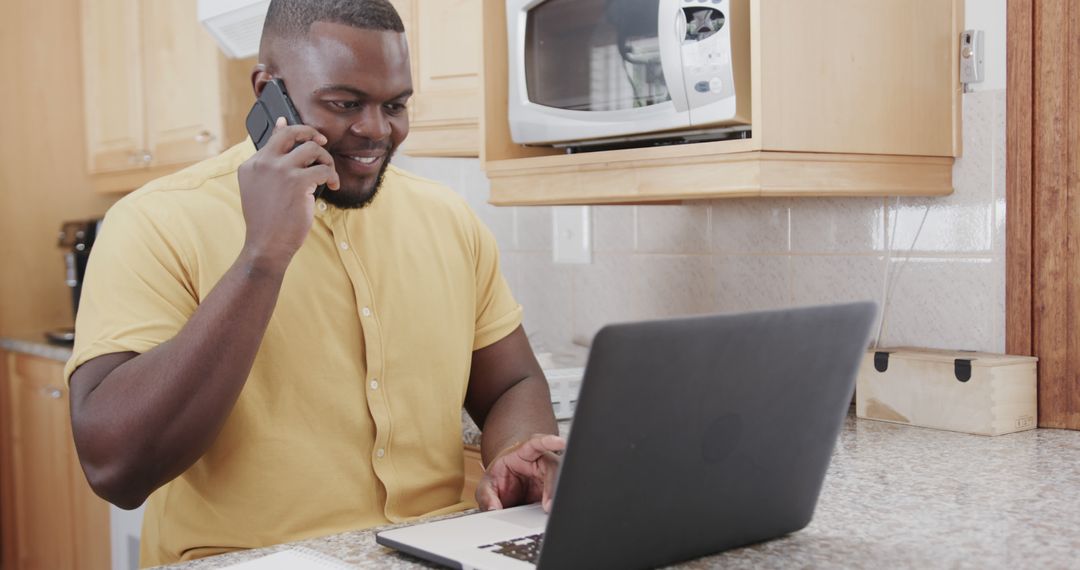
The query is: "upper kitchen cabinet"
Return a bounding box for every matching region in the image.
[394,0,483,157]
[80,0,243,192]
[482,0,963,205]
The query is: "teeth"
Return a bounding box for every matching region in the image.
[346,155,380,165]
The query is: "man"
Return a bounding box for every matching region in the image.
[65,0,562,565]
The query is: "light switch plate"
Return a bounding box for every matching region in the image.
[552,206,592,264]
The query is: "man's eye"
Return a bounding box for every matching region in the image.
[329,100,360,110]
[385,103,407,114]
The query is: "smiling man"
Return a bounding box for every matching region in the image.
[64,1,562,566]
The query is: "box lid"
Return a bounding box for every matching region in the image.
[868,347,1038,367]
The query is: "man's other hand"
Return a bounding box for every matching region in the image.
[476,434,565,513]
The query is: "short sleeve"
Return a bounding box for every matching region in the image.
[469,210,523,351]
[64,199,199,383]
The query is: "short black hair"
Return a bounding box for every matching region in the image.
[261,0,405,52]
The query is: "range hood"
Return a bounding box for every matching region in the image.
[198,0,270,59]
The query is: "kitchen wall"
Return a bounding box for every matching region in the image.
[395,1,1007,361]
[0,0,120,337]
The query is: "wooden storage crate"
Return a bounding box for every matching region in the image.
[856,347,1038,436]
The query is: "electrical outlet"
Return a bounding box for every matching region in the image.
[552,206,591,264]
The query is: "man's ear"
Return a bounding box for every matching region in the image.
[251,64,272,98]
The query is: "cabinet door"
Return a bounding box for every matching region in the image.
[4,354,110,570]
[141,0,224,168]
[405,0,481,156]
[0,352,16,570]
[7,355,77,570]
[80,0,146,173]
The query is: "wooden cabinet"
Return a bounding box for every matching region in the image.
[481,0,964,205]
[80,0,238,192]
[0,351,110,570]
[392,0,483,157]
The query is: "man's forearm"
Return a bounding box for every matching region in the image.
[478,374,558,467]
[71,250,290,508]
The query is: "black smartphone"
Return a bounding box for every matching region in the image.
[245,78,328,201]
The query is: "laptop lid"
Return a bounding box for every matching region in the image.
[534,302,876,569]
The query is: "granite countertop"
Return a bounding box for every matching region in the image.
[161,413,1080,569]
[0,334,73,363]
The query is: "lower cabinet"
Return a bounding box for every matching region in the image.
[0,351,110,570]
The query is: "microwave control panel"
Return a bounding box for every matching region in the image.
[678,0,738,120]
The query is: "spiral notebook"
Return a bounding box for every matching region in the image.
[221,547,352,569]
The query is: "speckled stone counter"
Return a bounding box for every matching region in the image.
[160,413,1080,569]
[0,335,72,363]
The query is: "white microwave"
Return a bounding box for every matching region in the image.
[506,0,751,148]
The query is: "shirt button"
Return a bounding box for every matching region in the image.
[376,448,386,458]
[370,379,379,390]
[362,307,372,317]
[339,241,349,251]
[317,201,327,212]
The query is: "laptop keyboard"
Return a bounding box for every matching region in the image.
[479,532,545,564]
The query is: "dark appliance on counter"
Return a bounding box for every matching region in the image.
[46,219,103,345]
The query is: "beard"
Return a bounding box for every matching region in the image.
[321,145,397,210]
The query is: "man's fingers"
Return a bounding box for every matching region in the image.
[299,165,339,193]
[512,434,566,462]
[286,140,334,169]
[475,478,503,512]
[540,450,560,513]
[268,122,327,154]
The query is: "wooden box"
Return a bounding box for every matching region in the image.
[856,347,1038,436]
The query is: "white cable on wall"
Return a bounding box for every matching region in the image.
[873,197,931,349]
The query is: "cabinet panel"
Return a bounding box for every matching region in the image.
[141,0,224,168]
[7,355,77,570]
[0,353,15,570]
[0,352,110,570]
[80,0,144,173]
[758,0,960,156]
[399,0,481,157]
[414,0,481,124]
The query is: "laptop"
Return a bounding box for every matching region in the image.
[377,302,877,569]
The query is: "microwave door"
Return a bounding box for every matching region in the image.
[508,0,692,145]
[657,0,690,113]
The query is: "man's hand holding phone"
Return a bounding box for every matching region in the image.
[237,118,341,269]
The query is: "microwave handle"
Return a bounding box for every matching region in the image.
[658,0,689,112]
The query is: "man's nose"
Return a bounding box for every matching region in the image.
[348,106,391,142]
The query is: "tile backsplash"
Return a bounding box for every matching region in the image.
[393,90,1007,359]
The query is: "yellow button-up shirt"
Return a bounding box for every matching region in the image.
[65,142,523,566]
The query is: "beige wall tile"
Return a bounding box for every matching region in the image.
[711,198,790,254]
[592,205,636,253]
[789,198,887,254]
[572,254,717,344]
[515,206,553,252]
[636,204,710,254]
[714,255,791,313]
[877,257,997,352]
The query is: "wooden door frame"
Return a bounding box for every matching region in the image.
[1006,0,1080,429]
